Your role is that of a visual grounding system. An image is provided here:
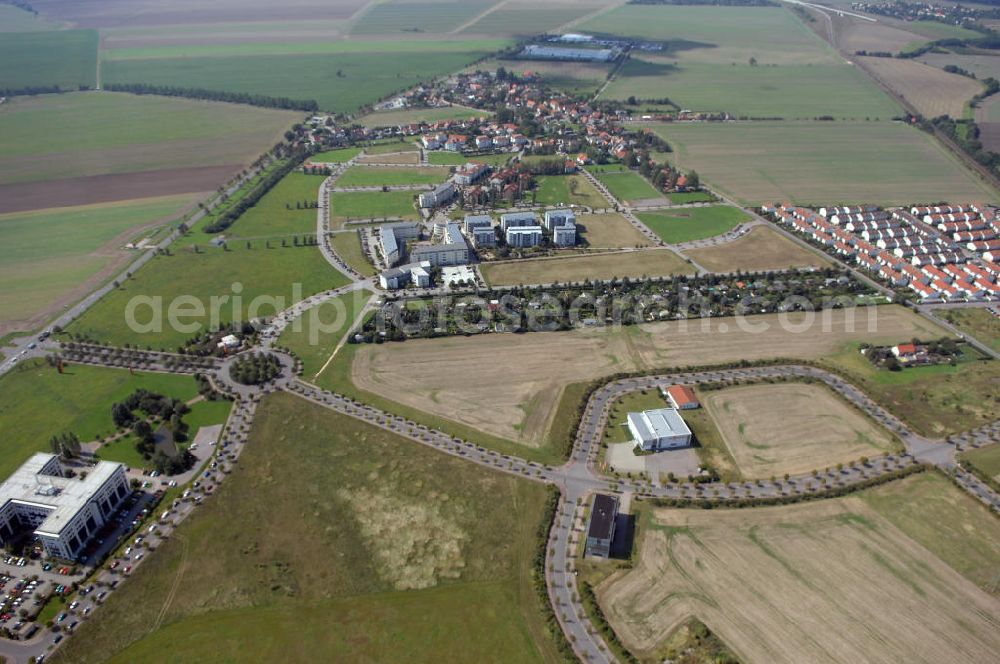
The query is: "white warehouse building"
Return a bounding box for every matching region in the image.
[627,408,692,451]
[0,454,129,560]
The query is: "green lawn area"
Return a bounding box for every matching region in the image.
[102,46,501,114]
[330,231,376,276]
[329,190,418,225]
[209,171,320,241]
[533,175,609,209]
[644,121,998,205]
[0,29,97,92]
[428,152,512,167]
[0,92,298,186]
[938,308,1000,353]
[586,167,661,203]
[336,166,448,188]
[278,290,373,377]
[65,242,349,349]
[637,205,749,244]
[821,343,1000,438]
[0,195,196,329]
[0,360,199,478]
[604,389,669,444]
[311,147,362,163]
[51,392,563,664]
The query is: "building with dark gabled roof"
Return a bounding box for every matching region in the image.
[585,493,619,558]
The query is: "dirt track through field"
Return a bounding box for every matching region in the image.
[351,306,946,446]
[599,497,1000,664]
[0,166,236,214]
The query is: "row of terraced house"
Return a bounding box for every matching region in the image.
[765,202,1000,302]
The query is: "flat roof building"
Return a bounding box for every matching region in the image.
[506,226,543,248]
[0,454,129,560]
[584,493,619,558]
[419,182,456,209]
[500,211,539,232]
[627,408,692,451]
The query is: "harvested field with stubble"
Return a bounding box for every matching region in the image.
[480,249,694,286]
[598,473,1000,664]
[684,226,831,273]
[861,57,982,118]
[351,305,946,447]
[702,382,897,478]
[578,213,652,249]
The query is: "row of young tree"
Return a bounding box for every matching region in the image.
[103,83,319,111]
[202,148,310,234]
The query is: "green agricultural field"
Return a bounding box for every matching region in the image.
[0,29,97,92]
[51,393,563,664]
[211,171,321,241]
[605,58,898,119]
[0,360,200,479]
[66,242,349,349]
[278,290,373,377]
[0,92,298,186]
[329,190,418,225]
[428,152,513,166]
[0,4,64,31]
[336,166,448,188]
[533,175,609,209]
[582,5,896,118]
[352,0,499,34]
[311,147,362,163]
[822,343,1000,438]
[938,308,1000,352]
[103,45,502,114]
[0,195,196,332]
[645,121,998,205]
[462,5,600,35]
[359,106,491,127]
[587,167,661,203]
[330,231,377,276]
[637,205,749,244]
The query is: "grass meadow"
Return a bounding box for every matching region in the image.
[0,29,97,92]
[0,195,197,331]
[329,190,418,225]
[645,121,998,205]
[66,242,348,349]
[587,167,661,203]
[938,308,1000,353]
[480,249,695,286]
[330,231,377,276]
[210,171,321,241]
[336,166,448,188]
[684,225,831,273]
[0,360,200,478]
[51,393,563,664]
[278,289,372,377]
[637,205,749,244]
[428,152,512,167]
[534,175,609,209]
